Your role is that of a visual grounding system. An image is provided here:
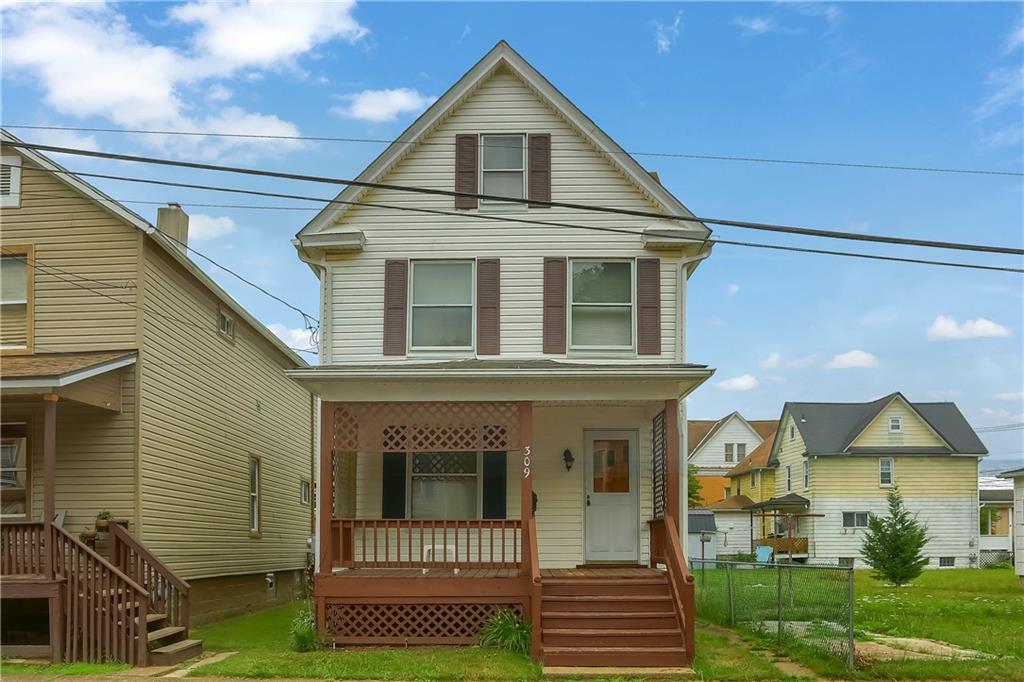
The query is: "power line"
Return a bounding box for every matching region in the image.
[0,250,318,356]
[975,423,1024,433]
[13,169,1024,274]
[3,141,1023,257]
[5,123,1021,178]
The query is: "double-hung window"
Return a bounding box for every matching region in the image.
[1,246,32,351]
[480,135,525,201]
[249,457,261,535]
[879,457,894,487]
[1,423,28,517]
[570,260,633,349]
[409,261,474,350]
[785,465,792,492]
[725,443,735,463]
[888,416,903,433]
[802,460,809,489]
[843,511,869,528]
[410,452,479,519]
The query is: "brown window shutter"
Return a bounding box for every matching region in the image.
[528,133,551,207]
[476,258,501,355]
[542,257,567,354]
[382,259,408,356]
[455,134,478,209]
[636,258,662,355]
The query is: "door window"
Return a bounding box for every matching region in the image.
[591,439,630,493]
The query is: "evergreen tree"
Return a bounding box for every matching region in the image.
[687,465,703,508]
[860,487,929,586]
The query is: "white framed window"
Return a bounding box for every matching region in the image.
[785,465,792,492]
[888,416,903,433]
[1,246,32,351]
[300,479,311,506]
[938,556,955,568]
[569,259,633,349]
[409,452,480,519]
[980,507,1008,536]
[217,308,235,339]
[789,425,795,440]
[409,260,474,350]
[802,460,809,490]
[480,134,526,202]
[0,155,22,208]
[752,470,759,487]
[725,443,735,463]
[842,511,869,528]
[1,423,29,518]
[879,457,894,487]
[249,457,261,535]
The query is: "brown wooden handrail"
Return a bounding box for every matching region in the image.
[648,516,695,665]
[109,523,191,634]
[331,518,523,570]
[524,516,542,661]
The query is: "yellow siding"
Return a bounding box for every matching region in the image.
[812,456,978,499]
[0,162,141,352]
[851,398,945,448]
[138,245,312,580]
[774,414,808,498]
[1,368,137,531]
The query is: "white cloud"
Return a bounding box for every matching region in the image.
[188,213,237,241]
[978,124,1022,149]
[457,23,472,44]
[24,127,102,153]
[654,12,683,54]
[332,88,436,123]
[789,3,843,31]
[759,352,820,369]
[980,407,1024,423]
[760,352,781,369]
[995,391,1024,401]
[824,350,879,369]
[715,374,759,391]
[733,16,777,36]
[926,315,1010,340]
[267,323,317,352]
[726,283,740,296]
[1004,25,1024,54]
[2,1,366,159]
[974,66,1024,122]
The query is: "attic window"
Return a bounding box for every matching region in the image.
[217,309,235,339]
[480,134,525,201]
[888,416,903,433]
[789,425,795,440]
[0,156,22,208]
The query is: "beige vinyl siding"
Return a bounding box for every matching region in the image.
[138,245,311,580]
[811,455,977,499]
[0,162,141,352]
[850,398,946,448]
[1,304,27,347]
[324,67,686,363]
[774,414,807,498]
[1,368,138,531]
[351,404,657,568]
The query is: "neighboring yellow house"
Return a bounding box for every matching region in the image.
[705,427,778,555]
[765,392,986,567]
[1,131,314,664]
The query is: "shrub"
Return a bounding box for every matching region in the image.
[984,561,1012,570]
[289,602,319,652]
[479,609,531,657]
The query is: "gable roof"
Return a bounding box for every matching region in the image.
[687,411,775,458]
[295,41,710,242]
[706,494,755,510]
[775,392,986,458]
[727,427,778,477]
[687,419,721,455]
[1,129,306,368]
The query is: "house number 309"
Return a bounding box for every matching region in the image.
[522,446,532,479]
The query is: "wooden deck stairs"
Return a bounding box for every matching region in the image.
[540,571,688,667]
[145,612,203,665]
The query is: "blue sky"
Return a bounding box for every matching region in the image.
[2,2,1022,471]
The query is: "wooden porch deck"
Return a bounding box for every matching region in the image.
[329,567,664,579]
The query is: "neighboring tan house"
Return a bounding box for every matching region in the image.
[998,467,1024,585]
[766,392,986,567]
[288,42,715,668]
[0,132,314,665]
[979,488,1014,566]
[687,412,775,505]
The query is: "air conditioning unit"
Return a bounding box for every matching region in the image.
[423,545,458,574]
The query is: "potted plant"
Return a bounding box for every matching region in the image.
[80,527,97,545]
[95,510,113,531]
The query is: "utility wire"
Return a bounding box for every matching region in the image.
[12,168,1024,275]
[5,123,1021,178]
[3,141,1023,257]
[975,423,1024,433]
[0,250,319,356]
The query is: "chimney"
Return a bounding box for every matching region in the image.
[156,203,189,255]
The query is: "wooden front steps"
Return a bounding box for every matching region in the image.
[145,612,202,666]
[540,572,687,668]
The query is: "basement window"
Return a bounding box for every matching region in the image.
[838,558,855,568]
[938,556,955,568]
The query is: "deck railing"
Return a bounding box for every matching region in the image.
[331,518,523,570]
[109,523,191,635]
[1,521,48,575]
[759,536,809,555]
[649,516,696,665]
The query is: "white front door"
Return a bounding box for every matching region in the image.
[584,430,640,563]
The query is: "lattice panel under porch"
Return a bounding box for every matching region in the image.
[324,601,523,644]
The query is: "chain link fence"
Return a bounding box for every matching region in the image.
[690,559,854,669]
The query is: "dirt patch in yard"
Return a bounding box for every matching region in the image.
[856,634,993,663]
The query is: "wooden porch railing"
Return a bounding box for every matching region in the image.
[330,519,522,570]
[759,537,809,555]
[649,516,695,665]
[523,516,542,662]
[109,523,191,635]
[1,521,48,575]
[51,525,150,665]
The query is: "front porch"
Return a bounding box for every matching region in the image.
[313,388,700,667]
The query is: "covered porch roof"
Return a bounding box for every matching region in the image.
[750,493,810,510]
[1,351,136,411]
[288,359,713,402]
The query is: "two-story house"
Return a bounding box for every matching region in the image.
[766,392,986,567]
[288,42,714,668]
[1,132,314,665]
[687,412,776,505]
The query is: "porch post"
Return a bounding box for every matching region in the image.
[664,398,680,534]
[42,393,58,580]
[519,401,533,523]
[318,400,334,577]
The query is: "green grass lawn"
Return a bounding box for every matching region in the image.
[0,661,130,678]
[691,627,792,681]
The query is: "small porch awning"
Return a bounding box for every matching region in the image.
[288,359,713,402]
[1,351,136,411]
[751,493,810,510]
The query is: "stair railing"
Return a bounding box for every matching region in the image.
[648,516,695,665]
[109,523,191,635]
[51,525,149,665]
[523,515,543,662]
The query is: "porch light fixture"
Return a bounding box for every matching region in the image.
[562,449,575,471]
